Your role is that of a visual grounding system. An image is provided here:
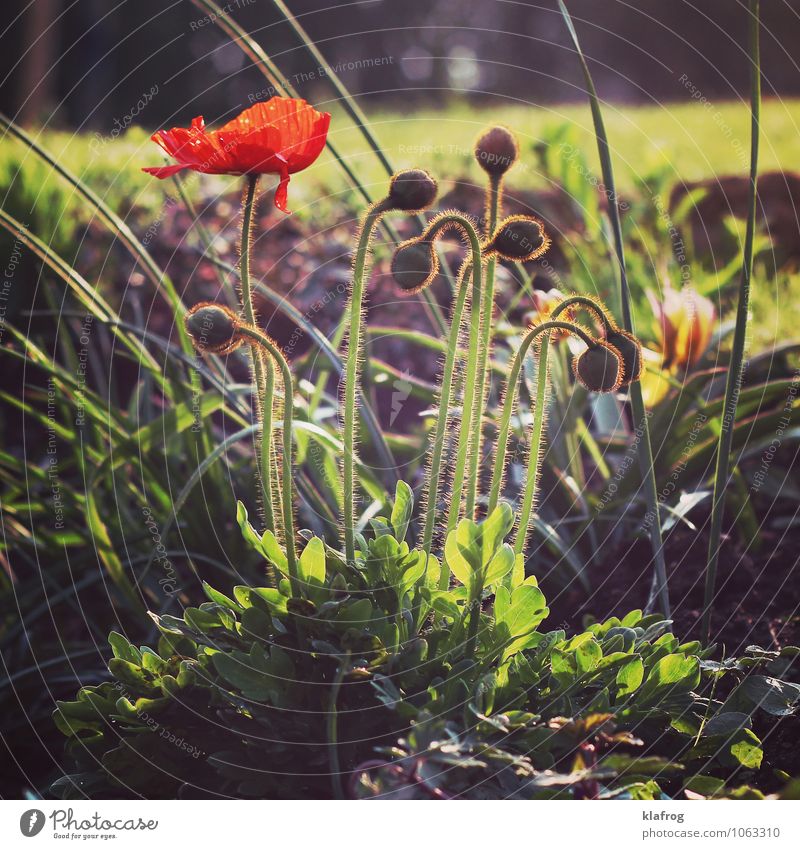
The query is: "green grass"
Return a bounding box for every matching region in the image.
[6,98,800,209]
[3,98,799,354]
[368,98,800,190]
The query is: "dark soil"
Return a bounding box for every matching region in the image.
[547,524,800,653]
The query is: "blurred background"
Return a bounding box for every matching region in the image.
[2,0,800,799]
[3,0,800,128]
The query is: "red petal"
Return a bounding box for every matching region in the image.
[142,163,191,179]
[273,160,291,213]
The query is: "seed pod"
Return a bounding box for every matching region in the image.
[474,125,519,177]
[185,302,241,354]
[487,215,550,261]
[573,341,624,393]
[605,329,643,386]
[390,240,439,294]
[387,169,438,212]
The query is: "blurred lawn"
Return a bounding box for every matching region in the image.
[6,98,800,206]
[3,98,800,351]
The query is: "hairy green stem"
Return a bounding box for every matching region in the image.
[397,214,483,592]
[239,175,279,535]
[444,237,484,537]
[464,176,502,518]
[487,318,599,520]
[702,0,760,641]
[238,324,299,593]
[420,265,470,561]
[514,340,551,555]
[343,200,392,567]
[515,297,613,551]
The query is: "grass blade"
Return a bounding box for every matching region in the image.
[557,0,670,617]
[702,0,761,640]
[269,0,393,176]
[0,112,193,357]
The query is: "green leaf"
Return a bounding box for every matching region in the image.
[236,501,264,554]
[236,501,289,574]
[739,675,800,716]
[575,637,602,673]
[621,609,643,627]
[212,649,272,702]
[494,585,511,623]
[202,582,242,612]
[398,551,426,598]
[444,522,478,592]
[683,775,726,798]
[480,503,514,564]
[484,543,515,588]
[107,659,158,693]
[108,632,142,665]
[727,728,763,770]
[551,648,578,688]
[703,712,751,737]
[390,480,413,543]
[637,654,700,707]
[496,581,549,660]
[298,537,326,591]
[498,583,548,638]
[615,657,644,697]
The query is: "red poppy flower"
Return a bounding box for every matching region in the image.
[143,97,330,212]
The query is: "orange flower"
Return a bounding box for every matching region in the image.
[523,289,576,340]
[143,98,330,212]
[647,286,715,370]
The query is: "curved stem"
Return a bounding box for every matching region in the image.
[514,295,610,550]
[400,214,484,591]
[343,200,391,567]
[554,294,612,330]
[487,320,597,522]
[465,175,501,518]
[444,233,484,536]
[238,324,299,593]
[239,175,278,535]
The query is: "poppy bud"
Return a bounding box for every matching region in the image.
[474,126,519,177]
[487,215,550,261]
[604,329,643,386]
[185,303,241,354]
[387,169,438,212]
[390,240,439,294]
[573,341,624,393]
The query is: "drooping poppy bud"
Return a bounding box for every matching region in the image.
[387,169,438,212]
[185,302,241,354]
[573,341,623,393]
[604,329,643,386]
[487,215,550,261]
[474,125,519,177]
[390,240,439,294]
